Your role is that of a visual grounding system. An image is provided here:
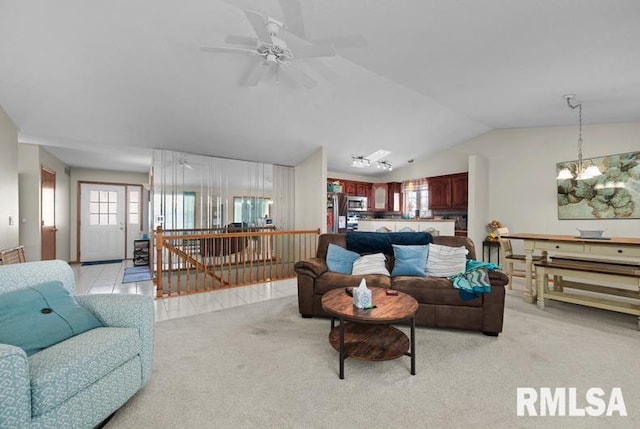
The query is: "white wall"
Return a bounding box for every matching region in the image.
[70,169,149,262]
[295,147,326,232]
[382,147,470,182]
[40,147,71,261]
[467,155,490,250]
[17,144,40,261]
[18,145,71,262]
[327,171,377,183]
[0,106,19,249]
[453,122,640,252]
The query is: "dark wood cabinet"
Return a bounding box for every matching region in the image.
[328,178,370,198]
[355,183,369,197]
[372,183,387,211]
[428,173,468,210]
[428,177,452,209]
[344,181,356,195]
[387,182,402,212]
[450,174,468,209]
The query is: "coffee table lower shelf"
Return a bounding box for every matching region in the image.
[328,322,410,361]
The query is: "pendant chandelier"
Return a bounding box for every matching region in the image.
[556,95,602,180]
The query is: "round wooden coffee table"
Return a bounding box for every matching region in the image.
[321,287,419,379]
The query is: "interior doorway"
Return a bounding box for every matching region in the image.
[41,166,57,260]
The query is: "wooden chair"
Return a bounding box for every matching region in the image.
[0,245,26,265]
[498,239,543,289]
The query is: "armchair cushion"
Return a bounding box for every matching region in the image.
[0,281,103,356]
[29,327,140,417]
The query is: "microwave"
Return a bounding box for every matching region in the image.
[347,196,368,211]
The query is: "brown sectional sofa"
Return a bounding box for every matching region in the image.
[295,233,509,336]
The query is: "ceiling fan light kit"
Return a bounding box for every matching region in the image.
[200,7,336,89]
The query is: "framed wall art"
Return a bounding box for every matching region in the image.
[557,151,640,219]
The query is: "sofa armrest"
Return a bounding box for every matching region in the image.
[0,344,31,427]
[488,270,509,287]
[75,294,155,385]
[294,257,328,278]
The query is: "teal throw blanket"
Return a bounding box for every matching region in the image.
[448,259,500,301]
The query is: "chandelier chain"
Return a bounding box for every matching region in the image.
[577,103,583,171]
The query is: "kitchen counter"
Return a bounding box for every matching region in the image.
[357,219,455,236]
[357,218,455,222]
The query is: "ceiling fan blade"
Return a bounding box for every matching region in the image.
[293,43,336,58]
[200,46,258,55]
[279,0,306,39]
[243,62,269,87]
[243,9,273,44]
[225,35,258,46]
[284,64,317,89]
[304,58,339,82]
[313,34,368,49]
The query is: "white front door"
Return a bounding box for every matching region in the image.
[80,184,126,262]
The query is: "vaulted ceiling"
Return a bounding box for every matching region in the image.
[1,0,639,176]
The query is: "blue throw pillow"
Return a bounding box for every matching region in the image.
[391,244,429,277]
[326,243,361,274]
[0,281,103,356]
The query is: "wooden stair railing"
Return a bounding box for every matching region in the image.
[155,227,319,298]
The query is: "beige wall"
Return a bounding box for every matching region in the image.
[70,169,149,262]
[0,106,20,249]
[295,147,326,232]
[17,144,71,261]
[40,147,71,261]
[17,144,40,261]
[400,122,640,250]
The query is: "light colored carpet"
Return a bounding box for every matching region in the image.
[106,290,640,429]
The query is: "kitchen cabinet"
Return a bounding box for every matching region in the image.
[372,183,387,211]
[387,182,402,212]
[428,173,468,210]
[450,174,468,209]
[355,183,370,197]
[328,179,371,198]
[344,181,357,195]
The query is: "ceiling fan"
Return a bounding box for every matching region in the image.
[200,9,336,88]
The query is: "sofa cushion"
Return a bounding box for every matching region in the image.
[28,326,141,417]
[346,231,432,255]
[391,245,429,277]
[425,244,468,277]
[392,276,483,307]
[315,272,391,295]
[351,253,390,276]
[326,243,360,274]
[0,281,103,356]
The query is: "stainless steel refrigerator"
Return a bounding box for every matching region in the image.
[327,192,348,233]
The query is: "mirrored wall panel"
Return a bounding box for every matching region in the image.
[151,149,294,231]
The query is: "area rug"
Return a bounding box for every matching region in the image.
[122,266,152,283]
[106,294,640,429]
[81,259,123,266]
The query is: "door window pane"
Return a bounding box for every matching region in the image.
[89,189,120,225]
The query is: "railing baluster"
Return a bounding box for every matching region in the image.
[154,227,319,298]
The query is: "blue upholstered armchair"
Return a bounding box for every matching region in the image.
[0,260,154,428]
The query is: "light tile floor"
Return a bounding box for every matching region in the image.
[71,260,298,322]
